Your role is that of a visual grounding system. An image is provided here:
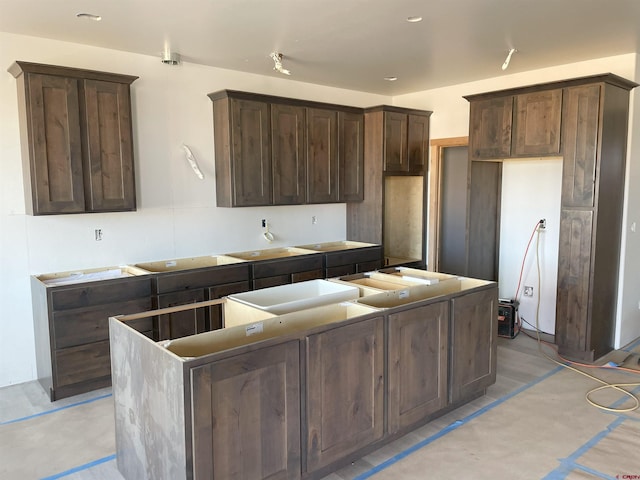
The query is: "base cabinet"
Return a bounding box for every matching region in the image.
[305,316,385,472]
[191,341,301,480]
[32,273,152,401]
[111,275,497,480]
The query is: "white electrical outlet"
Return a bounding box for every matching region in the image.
[524,286,533,297]
[312,216,317,225]
[95,229,103,241]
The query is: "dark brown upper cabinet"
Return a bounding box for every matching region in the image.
[306,107,339,203]
[512,89,562,156]
[467,88,562,160]
[468,96,514,160]
[271,103,306,205]
[209,90,365,207]
[383,111,430,173]
[9,61,138,215]
[212,95,272,207]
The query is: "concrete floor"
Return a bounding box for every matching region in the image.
[1,333,639,480]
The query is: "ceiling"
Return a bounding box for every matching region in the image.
[2,0,640,96]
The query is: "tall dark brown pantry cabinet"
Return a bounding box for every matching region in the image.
[465,74,637,362]
[9,62,138,215]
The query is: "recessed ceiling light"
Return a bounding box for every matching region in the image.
[384,76,398,82]
[76,13,102,21]
[407,16,423,23]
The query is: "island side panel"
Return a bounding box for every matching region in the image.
[109,317,188,480]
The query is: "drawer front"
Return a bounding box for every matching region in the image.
[50,276,152,311]
[357,258,383,273]
[291,269,324,283]
[251,254,323,278]
[326,264,356,278]
[153,264,250,294]
[253,274,290,290]
[324,247,382,268]
[53,297,152,349]
[54,340,111,388]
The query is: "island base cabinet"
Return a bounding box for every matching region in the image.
[191,341,301,480]
[449,288,498,404]
[388,301,449,434]
[305,316,384,473]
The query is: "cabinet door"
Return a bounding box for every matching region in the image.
[339,111,364,202]
[512,90,562,156]
[272,103,306,205]
[467,161,502,281]
[407,114,429,173]
[191,341,301,480]
[306,108,339,203]
[156,289,206,340]
[469,96,513,160]
[561,85,601,208]
[383,111,408,172]
[25,73,85,214]
[449,287,497,404]
[306,316,384,472]
[83,80,136,211]
[388,301,448,434]
[230,98,272,206]
[555,209,594,358]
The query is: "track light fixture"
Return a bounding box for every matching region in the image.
[270,52,291,75]
[502,48,517,71]
[161,50,180,65]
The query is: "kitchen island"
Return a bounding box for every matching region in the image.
[109,269,497,480]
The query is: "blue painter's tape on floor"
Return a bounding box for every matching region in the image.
[353,365,564,480]
[542,417,625,480]
[0,393,112,426]
[40,454,116,480]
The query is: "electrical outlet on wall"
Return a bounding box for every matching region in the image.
[524,286,533,297]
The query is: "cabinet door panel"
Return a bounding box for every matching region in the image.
[231,98,272,206]
[449,288,497,403]
[561,85,600,208]
[156,289,206,340]
[469,97,513,160]
[513,90,562,156]
[555,209,593,355]
[339,111,364,201]
[191,341,301,480]
[383,111,408,171]
[272,103,306,205]
[27,73,85,214]
[306,316,384,472]
[307,108,338,203]
[84,80,136,211]
[388,302,448,434]
[407,114,429,173]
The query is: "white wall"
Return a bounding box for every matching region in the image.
[0,32,390,387]
[499,159,562,335]
[396,53,640,344]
